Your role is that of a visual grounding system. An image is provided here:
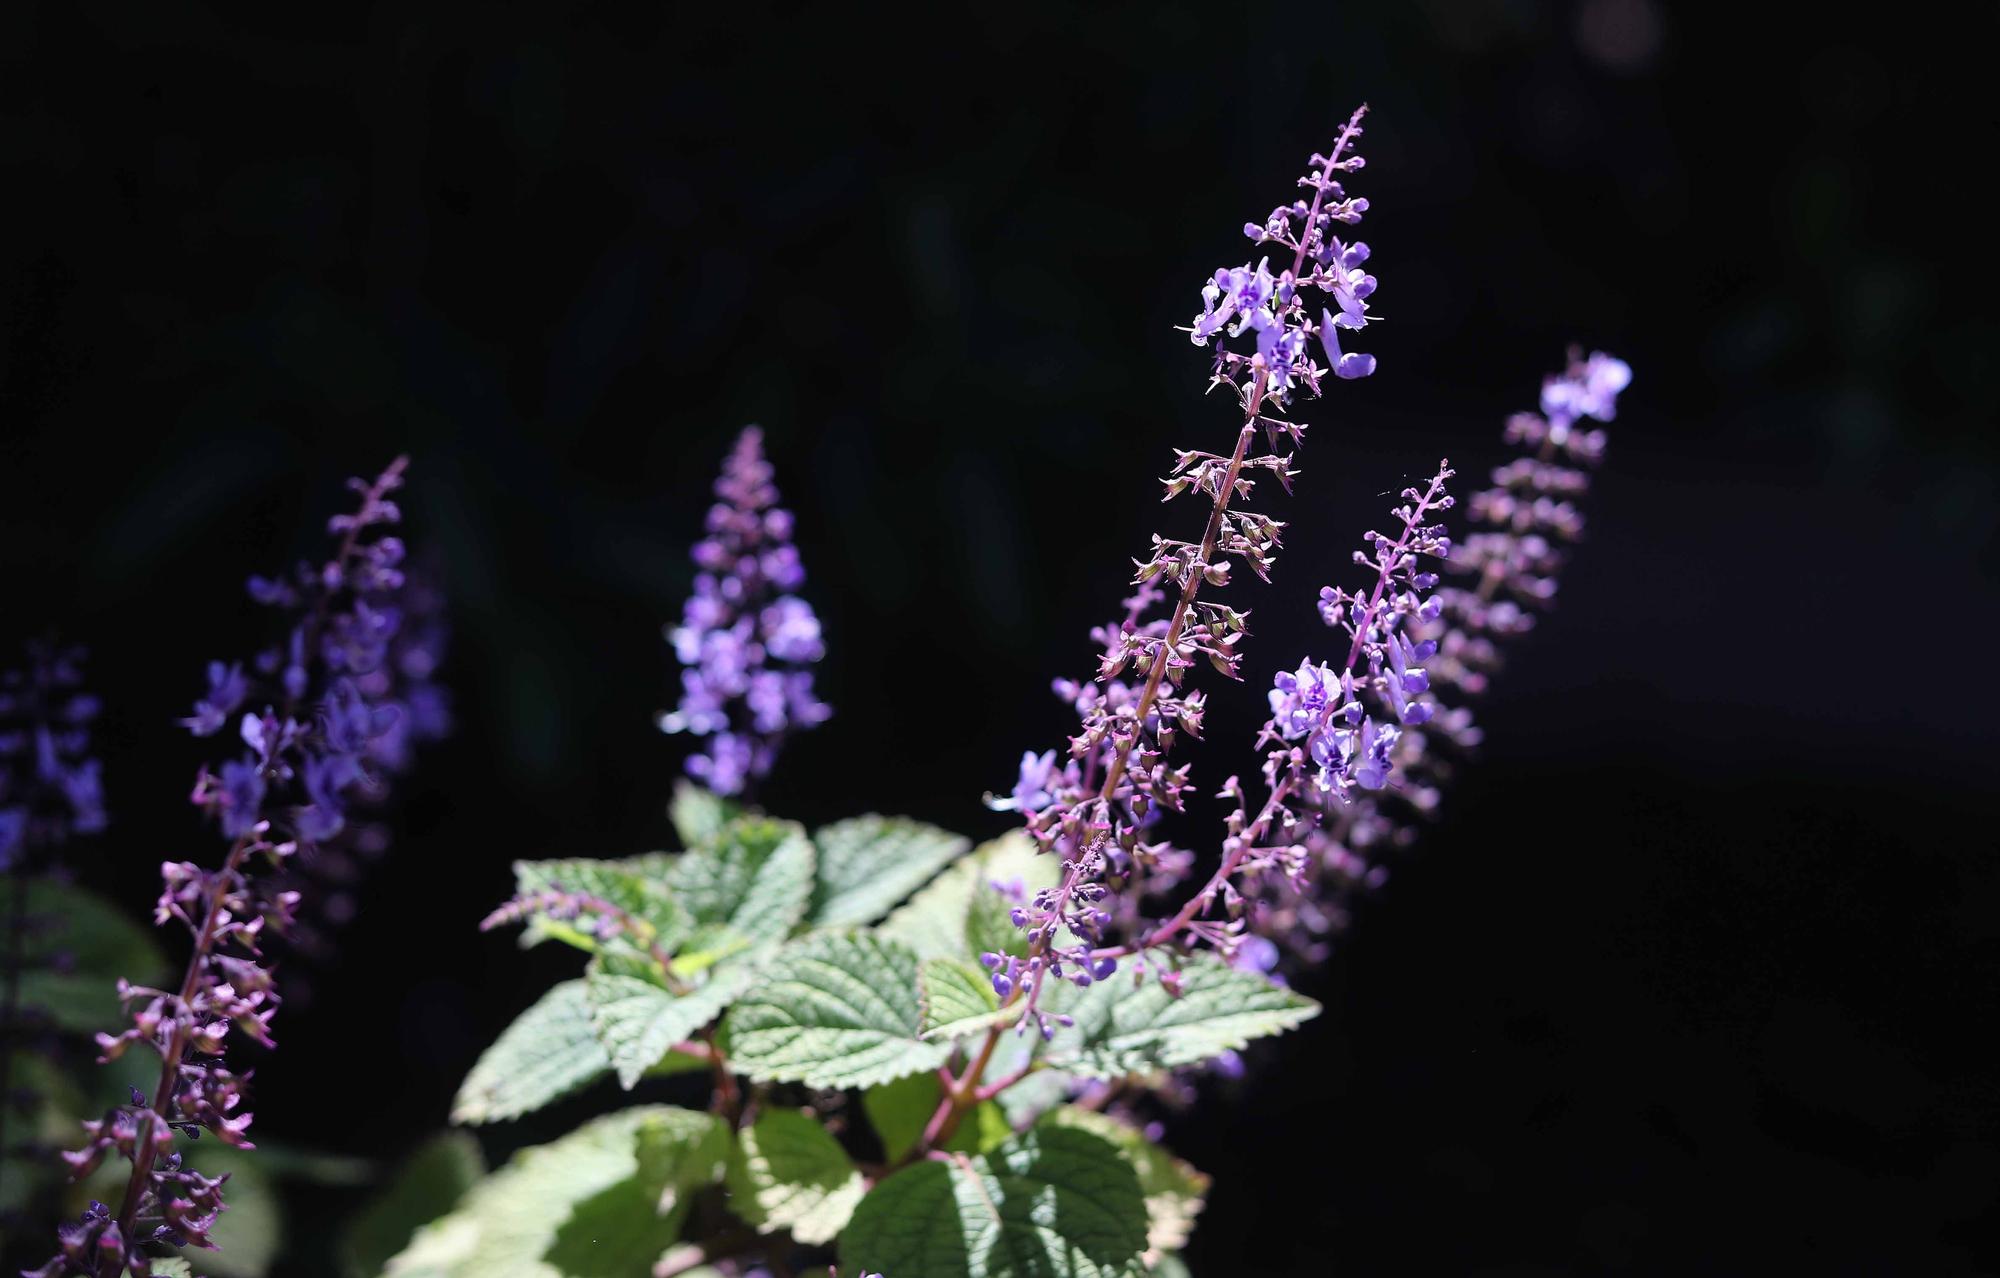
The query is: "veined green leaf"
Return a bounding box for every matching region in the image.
[919,957,1016,1041]
[722,932,951,1089]
[809,815,970,927]
[386,1107,727,1278]
[506,858,690,956]
[722,1107,867,1245]
[1038,1109,1210,1261]
[879,832,1052,964]
[663,817,815,946]
[1044,955,1318,1079]
[452,981,609,1124]
[839,1121,1149,1278]
[585,953,757,1088]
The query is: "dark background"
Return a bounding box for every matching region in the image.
[4,1,1996,1273]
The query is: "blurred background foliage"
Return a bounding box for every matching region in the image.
[2,0,1994,1272]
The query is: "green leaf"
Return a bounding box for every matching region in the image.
[808,815,970,927]
[879,832,1052,963]
[585,954,756,1088]
[840,1121,1149,1278]
[920,958,1015,1041]
[860,1072,938,1163]
[385,1107,727,1278]
[452,981,610,1124]
[669,780,742,848]
[991,1067,1076,1131]
[1038,1109,1209,1261]
[508,858,690,956]
[151,1263,195,1278]
[186,1146,281,1277]
[1045,955,1318,1078]
[723,1108,867,1245]
[860,1074,1009,1163]
[0,880,168,1030]
[663,817,815,946]
[342,1132,486,1278]
[722,932,951,1089]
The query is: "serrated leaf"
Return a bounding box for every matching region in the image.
[452,981,610,1124]
[586,955,757,1088]
[508,857,691,956]
[722,932,951,1089]
[879,832,1052,963]
[385,1107,726,1278]
[663,817,814,946]
[1038,1109,1209,1262]
[840,1121,1149,1278]
[920,958,1015,1041]
[669,780,741,848]
[809,815,970,926]
[1045,956,1318,1079]
[342,1132,485,1278]
[723,1108,867,1244]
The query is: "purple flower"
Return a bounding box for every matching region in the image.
[40,457,449,1278]
[1193,104,1379,403]
[661,428,831,797]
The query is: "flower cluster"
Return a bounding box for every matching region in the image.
[1257,351,1626,961]
[987,107,1380,1032]
[1192,103,1379,403]
[0,641,107,871]
[660,427,830,797]
[32,458,436,1278]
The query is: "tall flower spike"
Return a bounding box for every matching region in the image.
[1257,349,1628,963]
[660,427,830,798]
[33,458,440,1278]
[986,105,1380,1038]
[1194,103,1380,401]
[1,641,106,1235]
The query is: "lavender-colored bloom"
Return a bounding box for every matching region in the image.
[36,457,444,1278]
[985,108,1380,1032]
[1195,104,1379,403]
[1252,350,1627,966]
[660,427,830,797]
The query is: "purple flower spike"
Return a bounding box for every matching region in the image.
[1195,104,1379,404]
[661,427,830,797]
[37,457,448,1278]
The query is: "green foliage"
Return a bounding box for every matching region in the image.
[808,815,969,927]
[879,833,1050,964]
[919,957,1017,1041]
[385,1107,727,1278]
[722,931,952,1089]
[508,858,690,957]
[661,817,815,947]
[722,1107,867,1245]
[0,879,168,1031]
[840,1120,1150,1278]
[584,951,754,1088]
[185,1146,281,1277]
[452,981,610,1124]
[1038,1110,1209,1263]
[1044,954,1319,1078]
[668,780,741,848]
[342,1132,486,1278]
